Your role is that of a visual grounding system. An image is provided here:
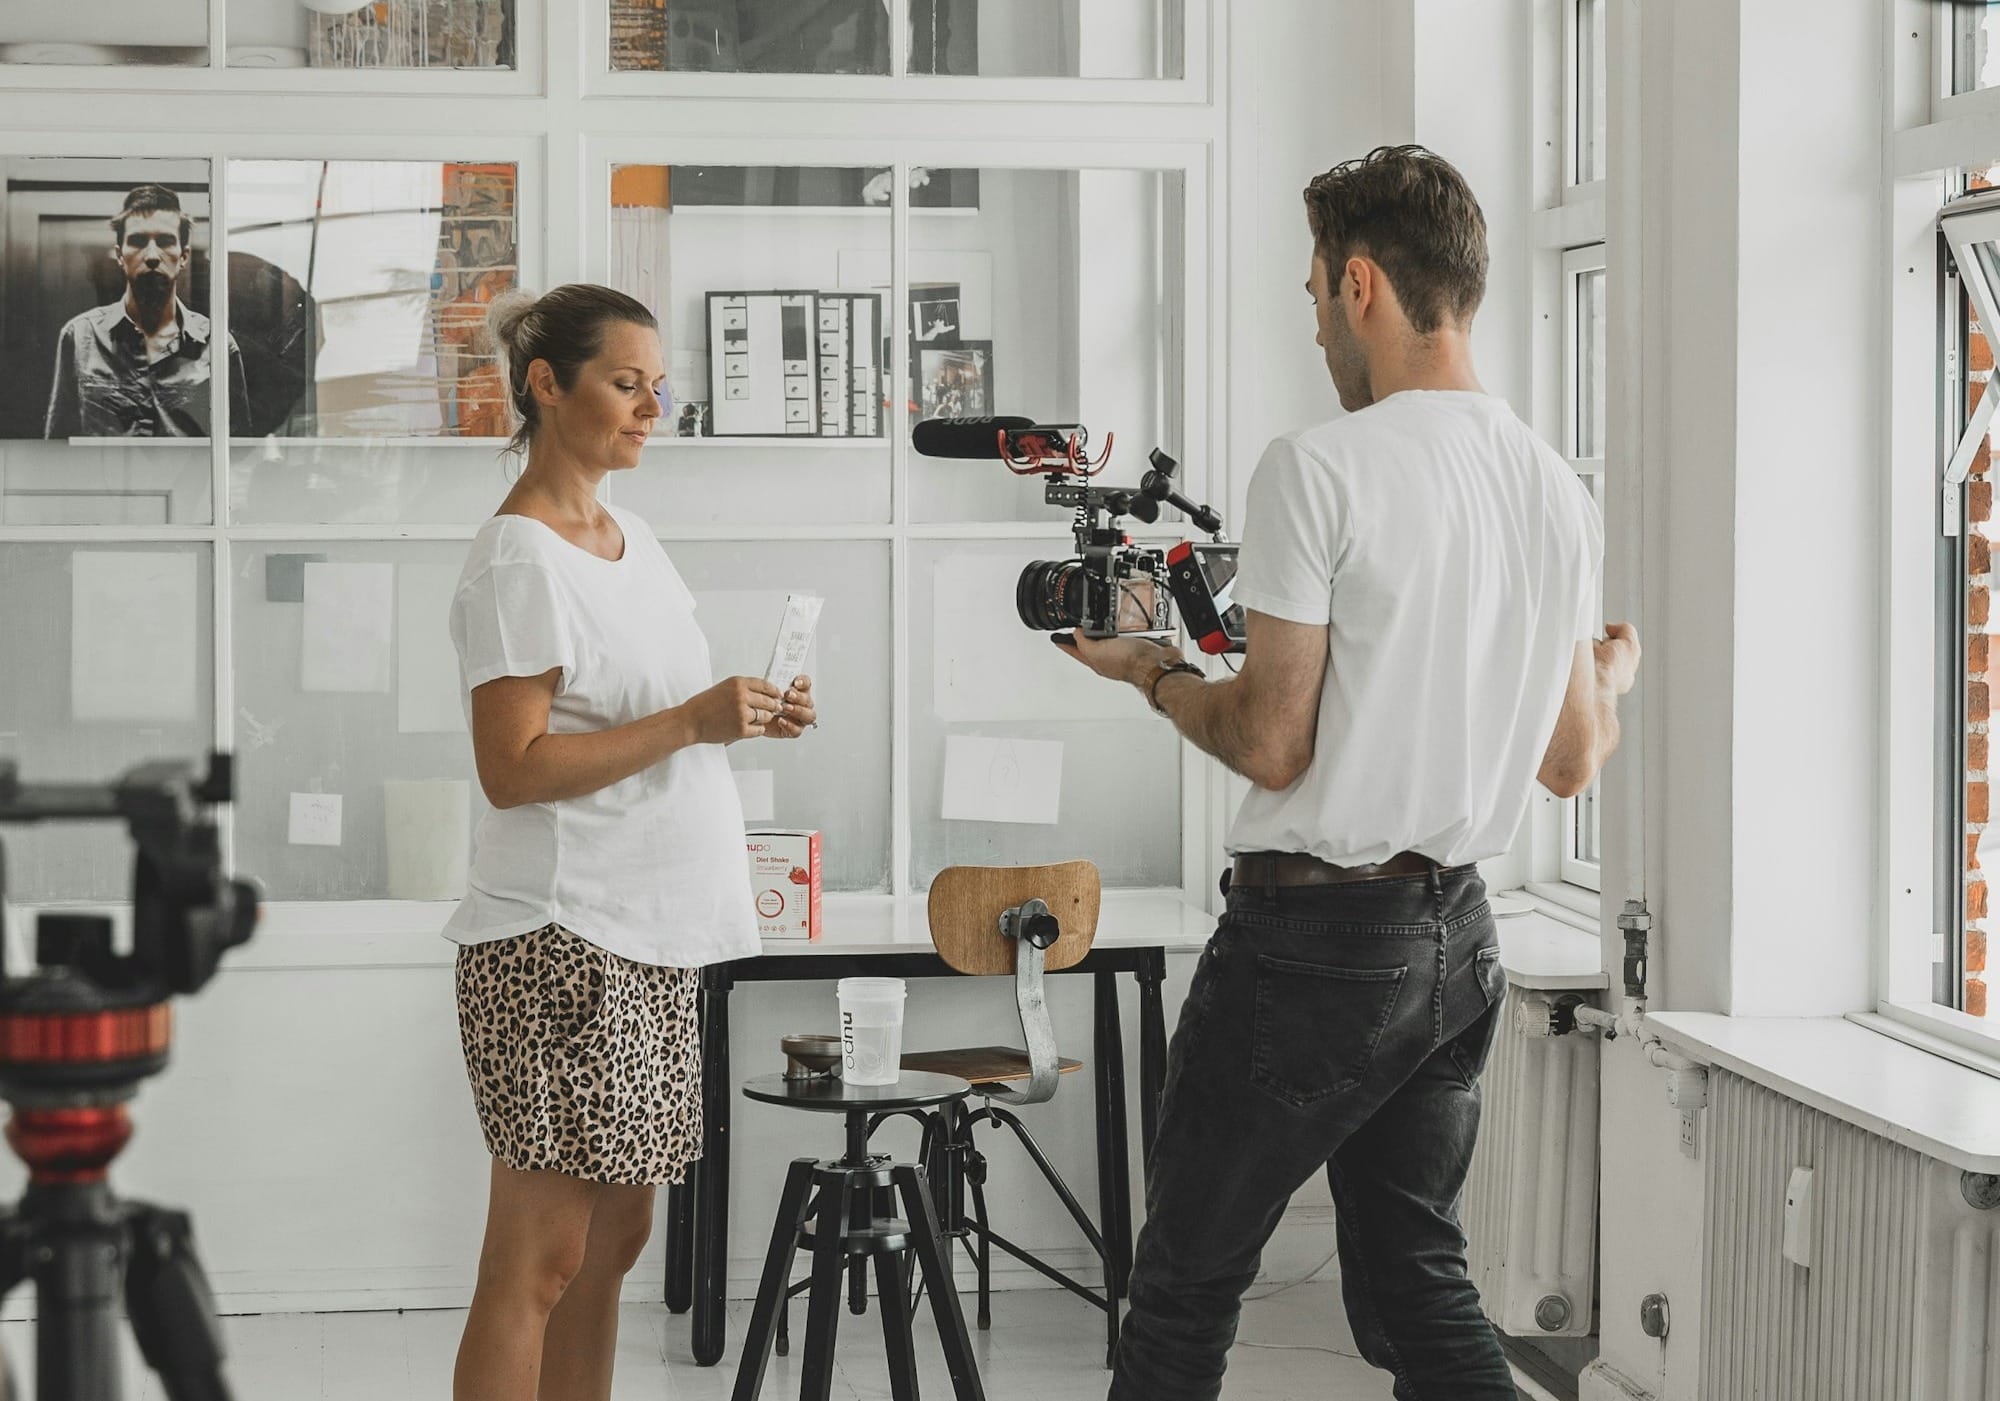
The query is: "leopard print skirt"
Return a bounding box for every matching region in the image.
[454,924,702,1186]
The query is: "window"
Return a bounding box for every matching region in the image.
[1936,185,2000,1027]
[1572,0,1606,186]
[1563,246,1606,890]
[1953,3,2000,97]
[1520,0,1611,905]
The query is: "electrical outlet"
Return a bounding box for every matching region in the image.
[1679,1110,1699,1159]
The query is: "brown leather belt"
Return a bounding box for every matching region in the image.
[1230,850,1450,890]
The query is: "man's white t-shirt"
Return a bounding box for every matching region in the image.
[443,505,761,968]
[1225,390,1602,869]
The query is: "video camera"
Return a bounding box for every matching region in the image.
[911,416,1247,654]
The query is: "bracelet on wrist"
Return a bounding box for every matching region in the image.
[1147,659,1205,715]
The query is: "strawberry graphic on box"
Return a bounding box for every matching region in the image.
[744,829,822,940]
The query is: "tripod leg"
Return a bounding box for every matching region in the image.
[123,1202,231,1401]
[27,1183,127,1401]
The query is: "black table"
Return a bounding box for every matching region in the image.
[663,930,1193,1368]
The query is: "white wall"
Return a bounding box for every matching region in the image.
[0,0,1403,1319]
[1588,0,1887,1395]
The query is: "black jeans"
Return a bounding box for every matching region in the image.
[1107,863,1514,1401]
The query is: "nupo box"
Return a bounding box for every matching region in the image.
[746,828,822,940]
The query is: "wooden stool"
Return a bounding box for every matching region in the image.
[733,1071,986,1401]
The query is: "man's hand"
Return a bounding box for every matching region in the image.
[1051,630,1178,689]
[1595,622,1640,696]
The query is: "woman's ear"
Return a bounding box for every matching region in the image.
[526,358,561,410]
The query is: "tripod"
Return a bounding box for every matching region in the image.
[0,756,258,1400]
[0,1088,231,1401]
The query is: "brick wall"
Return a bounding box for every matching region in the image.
[1970,308,1992,1019]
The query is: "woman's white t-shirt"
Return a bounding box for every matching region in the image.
[443,505,761,968]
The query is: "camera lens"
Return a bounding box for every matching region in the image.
[1016,559,1089,632]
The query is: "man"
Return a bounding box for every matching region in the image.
[1060,145,1639,1400]
[44,183,249,439]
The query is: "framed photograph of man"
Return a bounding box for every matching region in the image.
[916,341,993,421]
[0,157,243,442]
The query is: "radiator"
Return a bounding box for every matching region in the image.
[1461,983,1602,1338]
[1701,1070,2000,1401]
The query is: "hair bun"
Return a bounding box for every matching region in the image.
[486,287,539,357]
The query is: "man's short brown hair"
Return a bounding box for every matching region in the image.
[1303,145,1488,335]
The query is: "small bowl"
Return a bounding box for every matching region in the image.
[781,1032,842,1079]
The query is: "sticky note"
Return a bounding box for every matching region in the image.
[288,792,343,847]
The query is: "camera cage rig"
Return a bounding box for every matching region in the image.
[984,421,1232,642]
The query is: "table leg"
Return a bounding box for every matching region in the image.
[1137,949,1168,1171]
[1092,971,1134,1294]
[664,1176,693,1312]
[693,965,734,1367]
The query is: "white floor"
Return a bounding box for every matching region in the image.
[0,1282,1418,1400]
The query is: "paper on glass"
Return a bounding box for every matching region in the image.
[383,779,470,899]
[302,562,393,693]
[288,792,344,846]
[732,768,776,823]
[70,551,199,724]
[941,736,1063,825]
[397,563,468,733]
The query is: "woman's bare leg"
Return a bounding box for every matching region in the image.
[453,1161,602,1401]
[540,1183,658,1401]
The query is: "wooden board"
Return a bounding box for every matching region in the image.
[926,861,1101,975]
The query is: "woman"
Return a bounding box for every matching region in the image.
[444,283,816,1401]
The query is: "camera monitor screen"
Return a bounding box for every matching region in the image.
[1167,541,1247,654]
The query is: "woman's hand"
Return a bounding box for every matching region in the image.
[763,675,816,740]
[682,675,787,745]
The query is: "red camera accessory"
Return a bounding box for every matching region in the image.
[1166,541,1248,655]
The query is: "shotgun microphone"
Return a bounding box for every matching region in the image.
[910,416,1039,458]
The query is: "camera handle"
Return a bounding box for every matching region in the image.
[1140,450,1224,537]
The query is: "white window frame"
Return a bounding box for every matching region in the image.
[1560,241,1605,893]
[0,0,549,96]
[582,0,1210,104]
[1518,0,1607,911]
[1876,2,2000,1067]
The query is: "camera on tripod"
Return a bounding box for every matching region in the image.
[911,416,1247,653]
[0,752,258,1401]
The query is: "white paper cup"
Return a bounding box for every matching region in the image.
[837,977,907,1086]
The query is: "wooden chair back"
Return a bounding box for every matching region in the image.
[926,862,1101,975]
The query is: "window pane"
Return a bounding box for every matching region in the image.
[227,0,514,70]
[604,164,892,528]
[909,538,1181,889]
[1574,0,1606,184]
[909,0,1178,79]
[0,158,218,524]
[0,1,207,65]
[1962,283,1996,1021]
[231,540,482,900]
[226,160,521,525]
[1956,4,2000,95]
[910,167,1184,524]
[610,0,890,73]
[1577,265,1606,459]
[0,543,216,902]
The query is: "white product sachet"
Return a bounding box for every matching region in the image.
[764,593,824,688]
